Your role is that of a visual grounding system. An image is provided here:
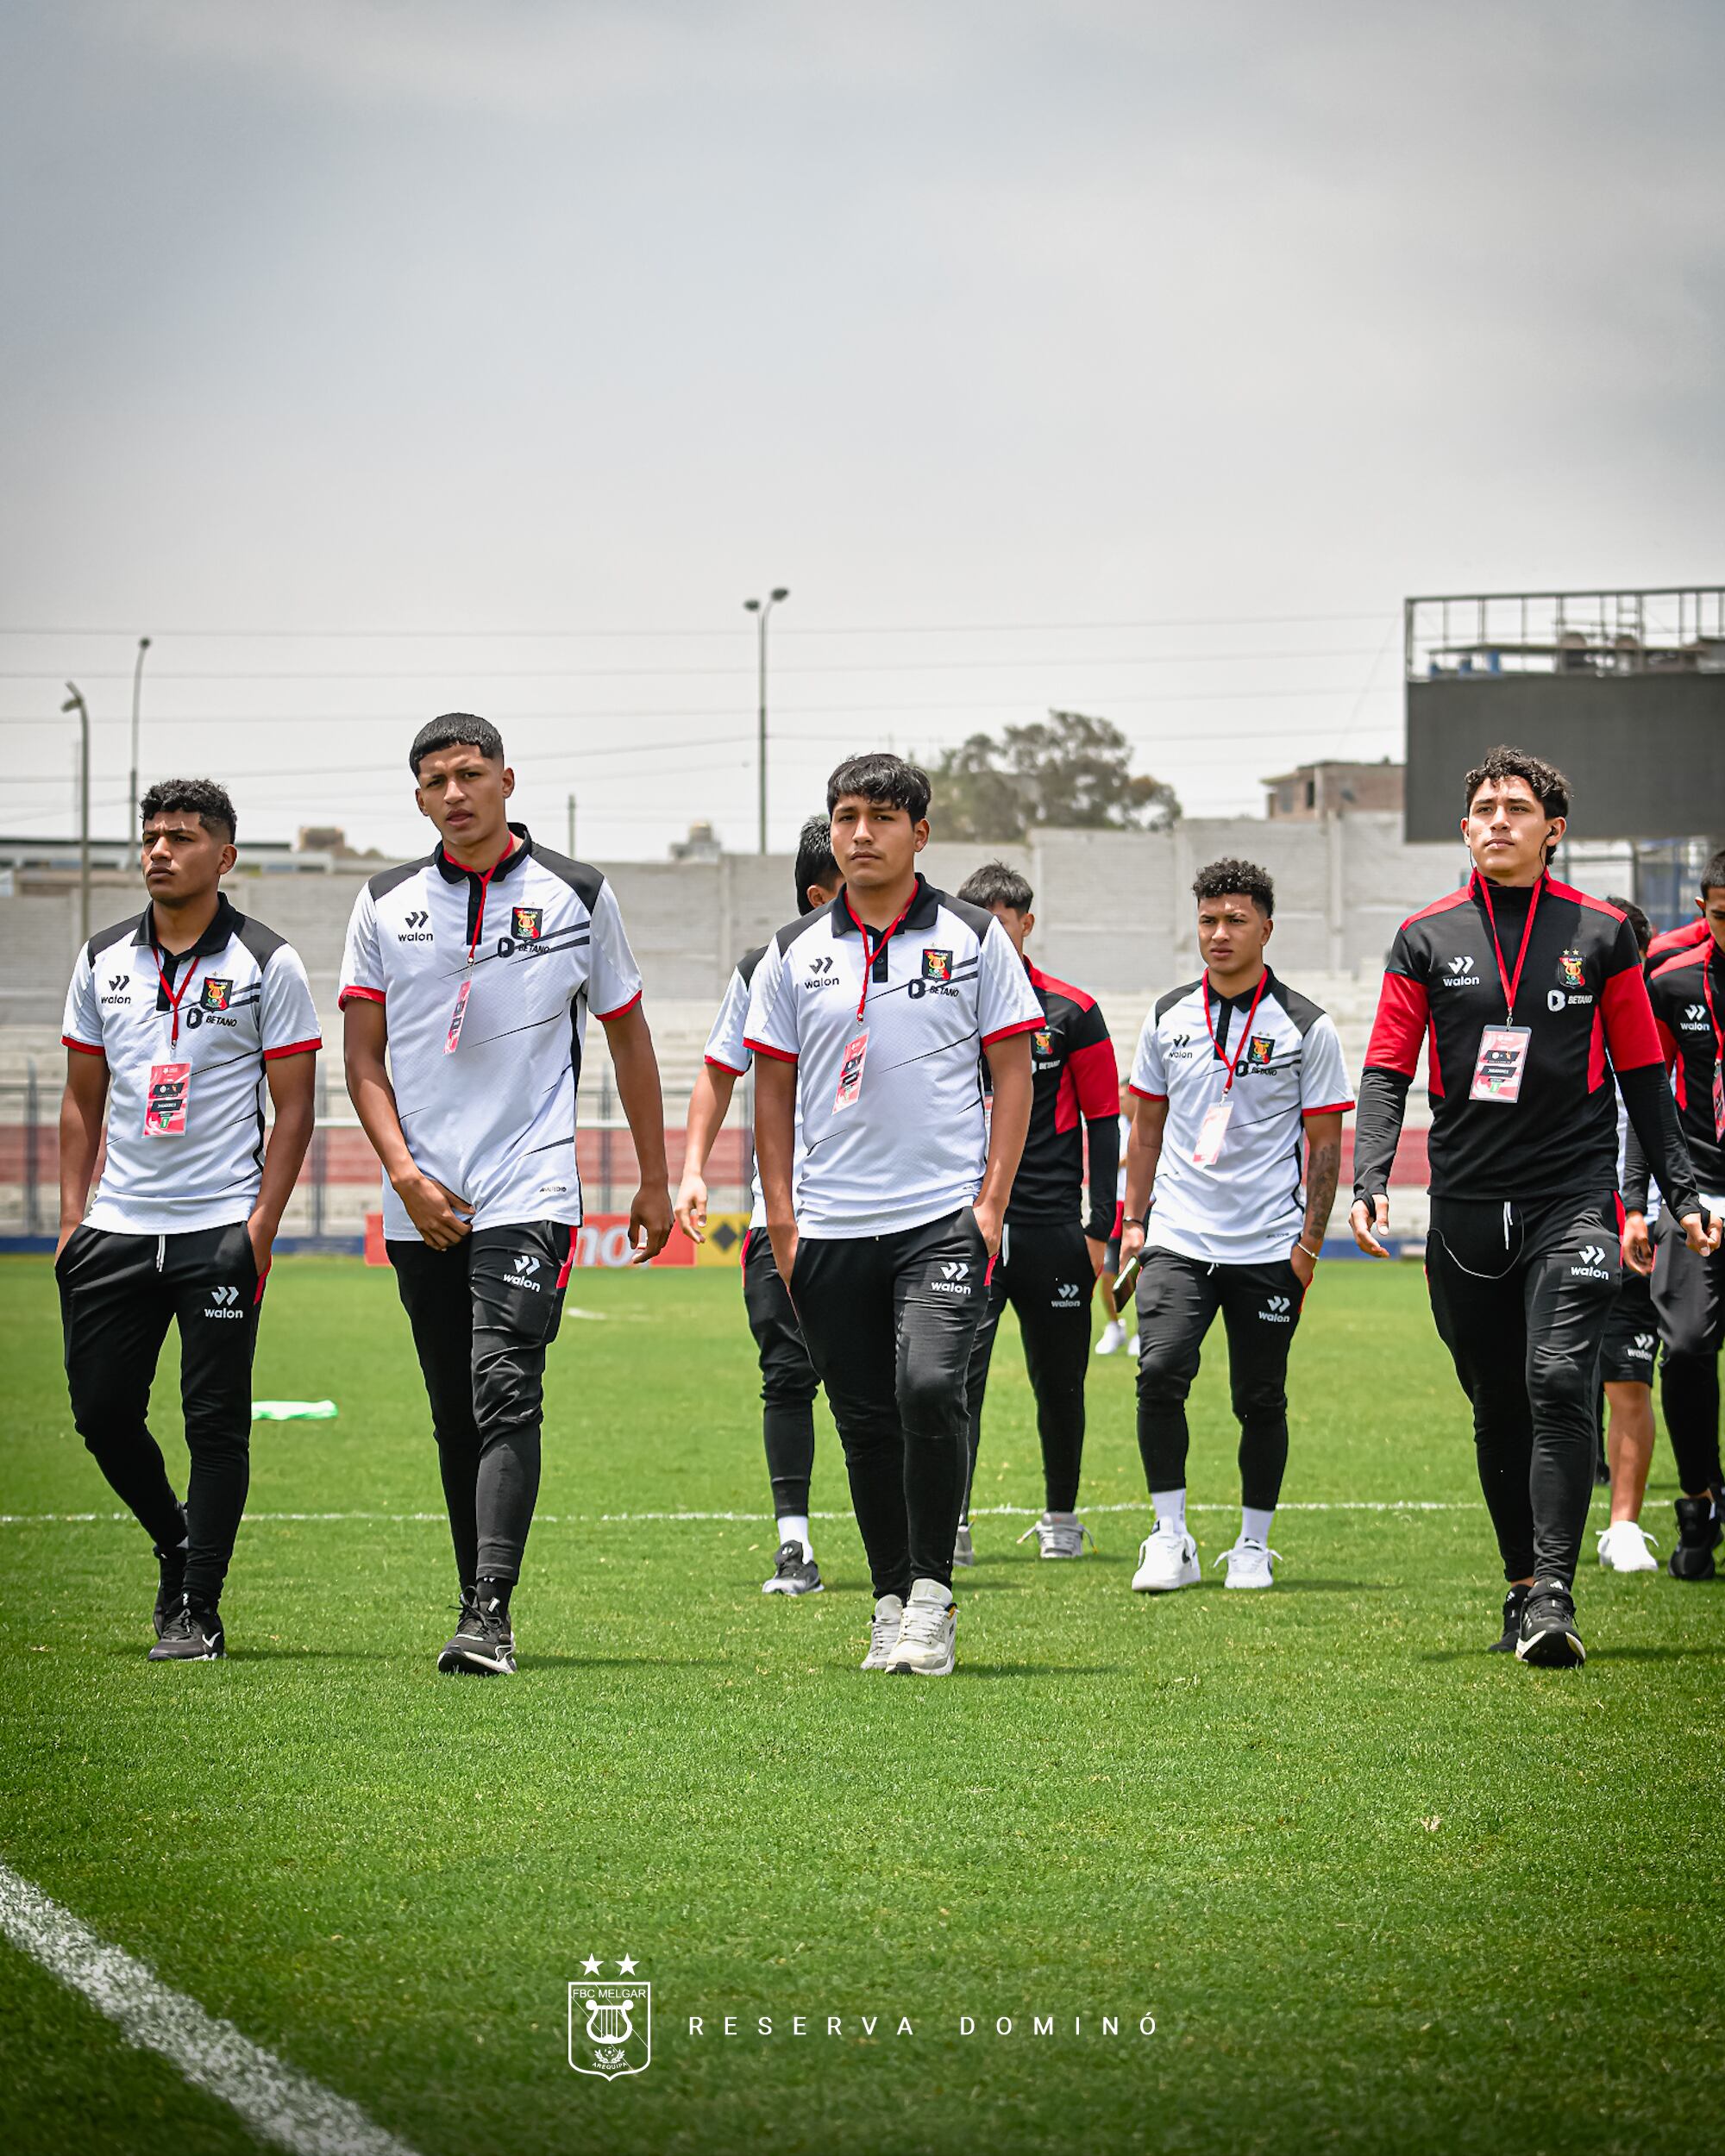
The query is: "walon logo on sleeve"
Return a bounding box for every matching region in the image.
[511,906,543,941]
[922,949,953,982]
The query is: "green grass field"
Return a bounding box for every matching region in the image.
[1,1253,1721,2156]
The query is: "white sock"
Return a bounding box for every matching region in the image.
[776,1514,812,1561]
[1242,1505,1275,1546]
[1152,1489,1187,1533]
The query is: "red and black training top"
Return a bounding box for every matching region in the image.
[1354,872,1698,1217]
[1640,937,1725,1200]
[982,961,1120,1238]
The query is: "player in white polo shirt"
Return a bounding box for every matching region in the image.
[745,754,1040,1677]
[675,814,842,1595]
[1119,859,1351,1594]
[56,779,321,1660]
[342,714,672,1677]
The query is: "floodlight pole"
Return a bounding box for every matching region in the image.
[128,636,152,829]
[62,683,91,944]
[744,586,790,854]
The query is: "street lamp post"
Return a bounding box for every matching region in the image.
[128,636,152,828]
[62,683,91,944]
[743,586,790,854]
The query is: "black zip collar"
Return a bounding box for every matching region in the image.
[830,871,940,936]
[435,822,533,886]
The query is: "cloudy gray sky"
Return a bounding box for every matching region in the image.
[3,0,1721,861]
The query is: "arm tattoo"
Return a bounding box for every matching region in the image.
[1303,1136,1341,1246]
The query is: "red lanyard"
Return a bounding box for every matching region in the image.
[1202,968,1270,1093]
[845,884,918,1020]
[454,840,515,965]
[151,945,200,1048]
[1475,871,1545,1024]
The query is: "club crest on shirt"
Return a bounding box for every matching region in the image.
[922,948,953,982]
[1034,1028,1053,1056]
[199,978,232,1012]
[1246,1034,1275,1068]
[1557,950,1584,988]
[511,906,543,941]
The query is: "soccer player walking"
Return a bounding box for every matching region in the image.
[745,755,1040,1676]
[57,780,320,1660]
[1624,847,1725,1579]
[1352,748,1716,1666]
[675,815,842,1595]
[953,861,1120,1563]
[342,715,672,1675]
[1119,860,1351,1595]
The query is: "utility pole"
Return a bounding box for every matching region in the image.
[743,587,789,853]
[62,683,91,944]
[128,636,152,830]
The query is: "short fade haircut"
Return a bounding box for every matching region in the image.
[1604,894,1652,956]
[826,751,931,822]
[410,711,505,778]
[1701,847,1725,898]
[957,860,1034,914]
[1193,856,1274,918]
[141,778,236,844]
[1462,743,1570,824]
[794,813,840,914]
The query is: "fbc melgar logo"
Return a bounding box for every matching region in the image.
[568,1957,650,2079]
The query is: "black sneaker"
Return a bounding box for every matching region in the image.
[153,1541,187,1638]
[1668,1496,1721,1582]
[1488,1583,1529,1652]
[1515,1581,1585,1668]
[437,1592,516,1675]
[761,1540,824,1595]
[147,1599,225,1661]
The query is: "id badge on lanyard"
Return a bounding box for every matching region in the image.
[1471,1025,1532,1103]
[1714,1062,1724,1145]
[444,978,473,1055]
[1192,1096,1233,1165]
[833,1030,869,1112]
[145,1062,191,1136]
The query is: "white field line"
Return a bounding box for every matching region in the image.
[0,1859,421,2156]
[0,1500,1474,1526]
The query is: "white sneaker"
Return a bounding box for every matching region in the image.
[1596,1520,1659,1573]
[1131,1520,1201,1592]
[887,1578,957,1676]
[1016,1511,1094,1559]
[860,1594,905,1670]
[1096,1319,1125,1357]
[1126,1332,1140,1357]
[1214,1537,1279,1589]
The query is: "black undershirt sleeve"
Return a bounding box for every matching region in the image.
[1621,1114,1651,1216]
[1616,1062,1701,1223]
[1082,1112,1120,1244]
[1352,1066,1409,1206]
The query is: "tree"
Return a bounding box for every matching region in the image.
[924,710,1181,842]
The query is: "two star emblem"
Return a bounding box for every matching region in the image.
[580,1953,637,1975]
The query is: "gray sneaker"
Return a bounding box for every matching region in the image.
[1017,1511,1094,1559]
[762,1541,824,1595]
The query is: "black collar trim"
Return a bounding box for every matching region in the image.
[831,872,940,937]
[133,891,240,960]
[435,823,533,885]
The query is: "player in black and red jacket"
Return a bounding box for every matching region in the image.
[956,862,1120,1564]
[1623,846,1725,1579]
[1351,745,1716,1668]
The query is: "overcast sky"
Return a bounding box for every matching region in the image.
[3,0,1721,862]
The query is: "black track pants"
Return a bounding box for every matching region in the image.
[788,1206,989,1599]
[1426,1191,1619,1588]
[741,1227,819,1517]
[1650,1213,1724,1495]
[963,1217,1095,1516]
[57,1220,263,1605]
[1133,1246,1302,1511]
[388,1220,573,1586]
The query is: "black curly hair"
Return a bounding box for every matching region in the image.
[1192,857,1274,918]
